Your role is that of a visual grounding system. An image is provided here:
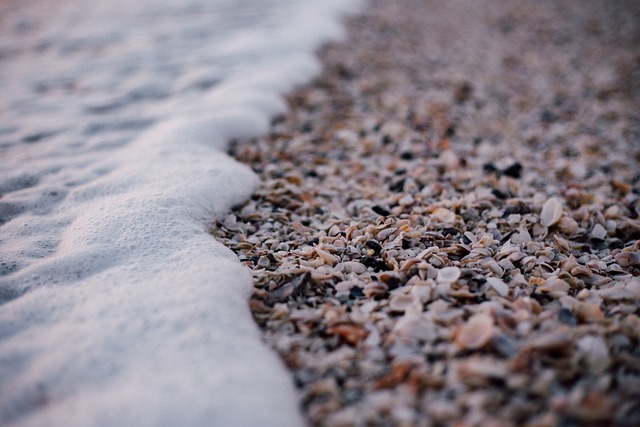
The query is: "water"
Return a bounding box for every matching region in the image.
[0,0,363,425]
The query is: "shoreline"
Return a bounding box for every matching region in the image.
[0,1,366,424]
[213,0,640,425]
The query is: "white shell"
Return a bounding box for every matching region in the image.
[389,294,417,313]
[455,313,494,350]
[486,277,509,297]
[436,266,461,283]
[540,198,563,227]
[315,247,339,265]
[591,223,607,240]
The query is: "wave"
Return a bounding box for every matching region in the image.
[0,0,364,425]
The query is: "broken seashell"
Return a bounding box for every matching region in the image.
[433,207,456,223]
[557,215,579,235]
[527,329,574,351]
[560,254,579,272]
[436,266,461,284]
[540,198,563,227]
[539,278,571,297]
[486,277,509,297]
[553,234,570,252]
[377,227,398,241]
[625,280,640,298]
[315,246,340,265]
[576,335,610,373]
[590,223,607,240]
[393,315,436,343]
[364,281,388,299]
[454,356,508,387]
[454,313,494,350]
[335,261,368,274]
[570,264,594,278]
[615,251,640,267]
[574,302,604,323]
[600,286,635,302]
[389,293,418,313]
[327,321,368,346]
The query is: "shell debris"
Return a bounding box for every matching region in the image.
[211,0,640,424]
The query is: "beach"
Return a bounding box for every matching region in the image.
[0,0,363,425]
[213,0,640,425]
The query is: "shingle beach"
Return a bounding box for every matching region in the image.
[213,0,640,425]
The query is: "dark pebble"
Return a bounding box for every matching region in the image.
[400,151,414,160]
[361,256,389,272]
[590,238,608,251]
[491,188,508,199]
[365,240,383,254]
[383,275,401,290]
[401,237,412,250]
[389,178,405,192]
[491,334,519,357]
[483,162,500,174]
[372,205,391,216]
[441,227,459,237]
[558,308,577,326]
[540,109,558,124]
[502,162,523,178]
[444,125,456,138]
[349,287,365,299]
[608,240,624,250]
[300,122,313,133]
[454,81,473,103]
[503,201,531,217]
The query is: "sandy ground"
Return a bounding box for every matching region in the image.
[213,0,640,425]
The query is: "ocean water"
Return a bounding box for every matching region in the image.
[0,0,363,425]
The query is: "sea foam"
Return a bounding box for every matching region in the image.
[0,0,364,425]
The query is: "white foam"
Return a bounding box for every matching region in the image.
[0,0,365,425]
